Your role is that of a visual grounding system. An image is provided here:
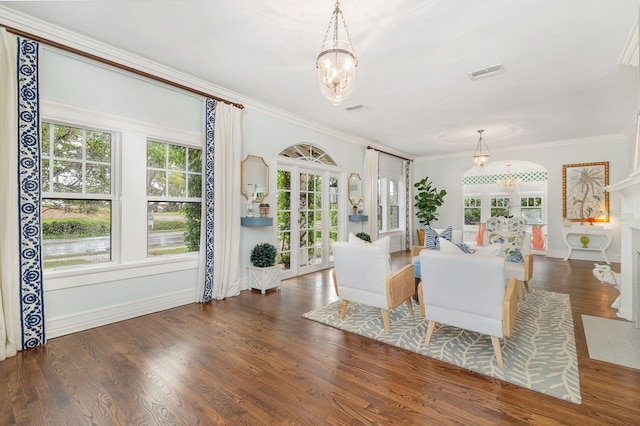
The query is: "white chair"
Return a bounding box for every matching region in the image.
[485,216,534,297]
[418,250,518,368]
[332,242,415,333]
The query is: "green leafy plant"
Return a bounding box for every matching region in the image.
[355,232,371,242]
[250,243,277,267]
[414,177,447,226]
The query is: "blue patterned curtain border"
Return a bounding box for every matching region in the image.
[201,98,217,302]
[404,160,411,250]
[17,36,44,349]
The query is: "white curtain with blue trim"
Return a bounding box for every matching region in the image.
[197,100,242,302]
[363,148,379,240]
[0,28,20,361]
[0,29,45,361]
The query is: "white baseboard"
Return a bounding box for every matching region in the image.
[46,289,198,339]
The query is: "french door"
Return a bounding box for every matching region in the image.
[276,163,342,279]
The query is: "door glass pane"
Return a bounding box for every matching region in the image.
[276,170,292,271]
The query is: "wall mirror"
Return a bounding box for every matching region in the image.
[241,155,269,202]
[348,173,362,206]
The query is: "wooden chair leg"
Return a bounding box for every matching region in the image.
[405,298,414,316]
[523,280,530,293]
[339,300,349,319]
[425,320,436,345]
[491,336,504,368]
[418,282,425,317]
[381,309,391,333]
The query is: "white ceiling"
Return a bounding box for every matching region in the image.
[1,0,638,158]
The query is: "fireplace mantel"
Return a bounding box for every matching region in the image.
[607,171,640,326]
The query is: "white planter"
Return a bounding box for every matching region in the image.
[247,265,282,294]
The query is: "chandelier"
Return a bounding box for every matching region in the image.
[497,163,521,193]
[473,129,490,169]
[316,0,358,105]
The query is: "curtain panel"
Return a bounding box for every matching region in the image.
[363,148,379,240]
[197,100,242,302]
[404,159,412,250]
[0,30,45,361]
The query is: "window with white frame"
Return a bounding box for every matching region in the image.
[378,176,404,232]
[146,140,202,256]
[519,195,543,224]
[464,197,482,225]
[490,196,511,218]
[41,122,114,269]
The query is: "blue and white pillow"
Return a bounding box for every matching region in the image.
[424,225,452,250]
[506,249,524,263]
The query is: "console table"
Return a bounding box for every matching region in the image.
[562,226,613,264]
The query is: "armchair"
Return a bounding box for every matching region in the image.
[418,250,519,368]
[332,242,415,333]
[485,216,534,297]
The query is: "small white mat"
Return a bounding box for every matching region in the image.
[582,315,640,370]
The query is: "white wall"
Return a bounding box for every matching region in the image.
[413,136,629,263]
[40,47,372,337]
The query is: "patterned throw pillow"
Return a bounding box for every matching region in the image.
[506,249,524,263]
[487,231,524,259]
[424,225,452,250]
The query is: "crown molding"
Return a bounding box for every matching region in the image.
[415,133,627,162]
[0,6,393,154]
[619,15,639,66]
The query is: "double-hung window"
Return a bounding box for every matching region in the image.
[146,140,202,256]
[378,176,403,232]
[41,122,114,269]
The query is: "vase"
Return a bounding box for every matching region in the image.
[580,235,590,248]
[475,223,486,246]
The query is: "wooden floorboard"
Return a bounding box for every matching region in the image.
[1,254,639,425]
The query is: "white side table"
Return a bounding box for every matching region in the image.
[561,226,613,264]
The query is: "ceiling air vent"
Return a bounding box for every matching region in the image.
[468,64,503,81]
[345,104,368,112]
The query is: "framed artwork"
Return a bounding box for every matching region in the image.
[562,162,609,223]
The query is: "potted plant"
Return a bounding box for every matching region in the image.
[414,177,447,226]
[259,203,270,218]
[247,243,281,294]
[250,242,277,267]
[414,177,447,244]
[355,232,371,242]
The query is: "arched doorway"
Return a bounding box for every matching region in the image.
[462,160,548,251]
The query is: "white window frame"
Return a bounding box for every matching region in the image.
[378,173,405,234]
[41,101,202,291]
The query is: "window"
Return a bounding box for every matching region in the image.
[41,122,113,268]
[146,140,202,256]
[464,197,482,225]
[520,196,543,224]
[378,177,404,232]
[490,197,511,218]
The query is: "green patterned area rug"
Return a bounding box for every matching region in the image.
[302,290,581,404]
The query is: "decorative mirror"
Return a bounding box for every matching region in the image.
[348,173,362,206]
[241,155,269,202]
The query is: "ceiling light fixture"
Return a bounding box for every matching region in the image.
[316,0,358,105]
[497,163,521,193]
[473,129,490,169]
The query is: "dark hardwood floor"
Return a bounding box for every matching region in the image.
[2,254,639,425]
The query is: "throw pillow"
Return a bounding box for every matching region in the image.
[372,236,391,252]
[506,248,524,263]
[348,232,368,245]
[438,237,466,254]
[487,230,524,258]
[473,243,503,257]
[424,225,452,250]
[455,242,473,254]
